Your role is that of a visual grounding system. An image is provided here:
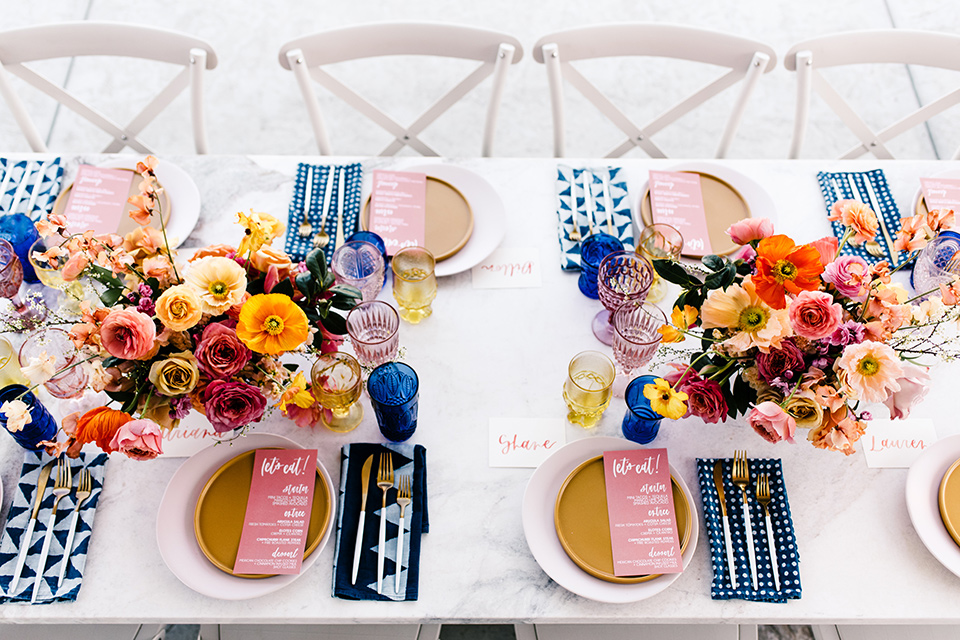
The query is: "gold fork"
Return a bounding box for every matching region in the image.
[297,166,314,238]
[731,450,758,590]
[32,457,71,602]
[57,468,92,589]
[376,451,394,595]
[394,475,412,594]
[756,473,780,591]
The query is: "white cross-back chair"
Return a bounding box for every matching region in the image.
[0,21,217,154]
[278,23,523,156]
[785,30,960,159]
[532,24,777,159]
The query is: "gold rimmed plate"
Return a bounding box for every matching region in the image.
[361,175,474,261]
[639,170,751,258]
[553,454,691,584]
[193,447,331,579]
[939,457,960,548]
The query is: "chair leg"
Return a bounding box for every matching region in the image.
[198,624,221,640]
[738,625,758,640]
[514,624,537,640]
[811,626,841,640]
[417,624,442,640]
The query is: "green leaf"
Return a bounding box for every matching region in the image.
[702,254,725,272]
[653,260,699,288]
[305,250,326,282]
[271,278,295,298]
[100,288,125,307]
[295,272,316,299]
[320,312,347,336]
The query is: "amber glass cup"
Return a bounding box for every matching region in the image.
[392,247,437,324]
[636,224,684,303]
[311,352,364,433]
[562,350,616,428]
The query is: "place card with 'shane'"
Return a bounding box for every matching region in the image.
[648,170,713,256]
[368,170,427,255]
[603,448,682,576]
[232,448,318,575]
[63,164,135,235]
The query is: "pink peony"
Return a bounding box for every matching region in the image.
[822,255,870,298]
[883,363,931,419]
[99,308,157,360]
[748,402,796,444]
[788,290,843,340]
[195,322,252,379]
[726,218,774,245]
[203,379,267,433]
[110,418,163,460]
[810,236,839,267]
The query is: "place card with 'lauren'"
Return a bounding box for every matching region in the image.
[63,164,134,235]
[488,418,564,468]
[471,247,542,289]
[861,418,938,468]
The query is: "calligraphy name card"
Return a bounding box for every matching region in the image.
[488,418,565,468]
[368,170,427,255]
[920,177,960,213]
[603,448,682,576]
[861,418,938,468]
[472,247,542,289]
[648,170,712,255]
[63,165,134,235]
[233,448,318,575]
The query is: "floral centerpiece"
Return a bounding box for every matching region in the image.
[645,202,960,454]
[0,156,360,460]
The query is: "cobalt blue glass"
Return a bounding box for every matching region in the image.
[347,231,388,291]
[367,362,419,442]
[0,384,58,451]
[621,375,663,445]
[578,233,623,299]
[0,213,41,283]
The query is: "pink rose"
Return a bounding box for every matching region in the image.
[810,236,839,267]
[61,253,89,281]
[788,290,843,340]
[682,378,728,424]
[822,255,869,298]
[883,363,931,419]
[203,379,267,433]
[748,402,796,444]
[99,308,157,360]
[195,322,251,379]
[726,218,774,245]
[110,418,163,460]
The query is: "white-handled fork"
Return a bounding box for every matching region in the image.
[32,457,71,603]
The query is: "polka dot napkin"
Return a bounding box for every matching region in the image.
[817,169,904,266]
[285,162,364,264]
[696,458,801,603]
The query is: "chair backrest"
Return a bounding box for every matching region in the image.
[0,21,217,154]
[785,30,960,160]
[532,24,777,159]
[278,23,523,157]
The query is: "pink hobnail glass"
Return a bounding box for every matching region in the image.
[0,238,45,325]
[346,300,400,368]
[593,251,654,345]
[331,241,386,302]
[612,302,667,377]
[18,327,89,399]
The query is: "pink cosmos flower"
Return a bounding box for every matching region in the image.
[99,308,157,360]
[726,218,774,245]
[836,340,903,403]
[110,419,163,460]
[748,402,796,444]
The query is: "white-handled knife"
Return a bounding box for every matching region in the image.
[8,160,34,215]
[713,460,737,589]
[741,487,758,591]
[351,454,375,585]
[24,159,51,218]
[765,510,780,591]
[10,460,54,594]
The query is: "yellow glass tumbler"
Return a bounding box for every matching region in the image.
[636,223,684,303]
[0,336,27,388]
[562,350,616,428]
[311,352,364,433]
[392,247,437,324]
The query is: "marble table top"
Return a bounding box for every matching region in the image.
[1,154,959,625]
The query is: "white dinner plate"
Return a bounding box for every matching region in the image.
[522,436,699,603]
[403,164,506,277]
[156,433,335,600]
[906,433,960,579]
[100,157,201,248]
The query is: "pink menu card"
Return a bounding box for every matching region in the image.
[63,165,134,235]
[368,170,427,256]
[232,448,318,575]
[920,177,960,213]
[648,170,713,255]
[603,448,683,576]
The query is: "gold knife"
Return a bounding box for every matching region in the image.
[713,460,738,589]
[10,460,55,593]
[351,454,375,585]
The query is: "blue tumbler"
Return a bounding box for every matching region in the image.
[578,233,623,299]
[0,384,58,450]
[621,375,664,445]
[367,362,419,442]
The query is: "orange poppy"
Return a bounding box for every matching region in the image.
[753,235,824,309]
[236,293,310,355]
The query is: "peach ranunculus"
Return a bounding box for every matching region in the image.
[883,363,931,419]
[807,407,865,456]
[250,246,294,277]
[810,236,839,267]
[99,308,157,360]
[60,252,90,281]
[788,290,843,340]
[110,418,164,460]
[123,226,166,258]
[189,244,236,262]
[184,255,248,315]
[154,284,203,331]
[828,199,879,246]
[142,254,176,285]
[835,340,903,403]
[726,217,774,245]
[748,401,796,444]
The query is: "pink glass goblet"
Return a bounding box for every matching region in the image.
[331,240,386,302]
[593,251,654,345]
[346,300,400,368]
[0,238,46,326]
[612,301,667,378]
[18,327,89,399]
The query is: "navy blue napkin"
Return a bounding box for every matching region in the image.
[0,451,108,604]
[696,458,801,603]
[555,164,634,271]
[0,157,63,220]
[817,169,903,265]
[285,162,363,264]
[332,442,427,601]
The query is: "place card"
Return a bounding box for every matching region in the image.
[368,170,427,255]
[920,177,960,212]
[861,418,938,468]
[603,448,682,576]
[63,165,134,235]
[488,418,564,468]
[232,448,318,575]
[472,247,542,289]
[648,170,713,255]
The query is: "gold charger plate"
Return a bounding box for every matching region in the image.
[53,167,172,237]
[939,457,960,548]
[361,175,474,261]
[554,454,691,584]
[639,171,750,258]
[193,448,331,579]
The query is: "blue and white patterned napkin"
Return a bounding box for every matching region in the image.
[285,162,363,264]
[332,442,428,601]
[555,165,634,271]
[696,458,801,603]
[817,169,903,265]
[0,158,63,220]
[0,451,108,604]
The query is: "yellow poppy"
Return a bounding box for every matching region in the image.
[236,293,310,355]
[658,305,698,343]
[643,378,689,420]
[277,372,315,412]
[237,209,285,256]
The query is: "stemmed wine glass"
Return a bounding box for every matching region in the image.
[0,238,46,326]
[636,223,684,304]
[611,300,667,378]
[593,251,654,345]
